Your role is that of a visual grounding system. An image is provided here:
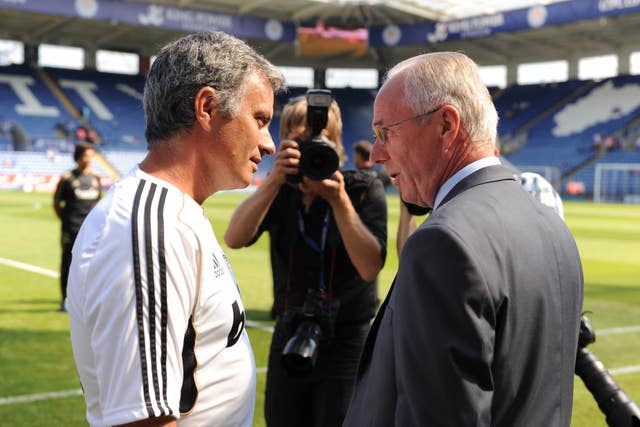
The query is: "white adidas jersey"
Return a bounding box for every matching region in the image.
[68,166,255,427]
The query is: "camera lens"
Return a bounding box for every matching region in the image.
[281,321,322,376]
[299,140,339,181]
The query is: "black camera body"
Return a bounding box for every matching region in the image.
[575,315,640,427]
[287,89,340,183]
[280,288,339,376]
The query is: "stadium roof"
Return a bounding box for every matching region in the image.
[0,0,639,70]
[135,0,570,25]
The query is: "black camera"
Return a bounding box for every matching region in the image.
[287,89,340,183]
[575,315,640,427]
[280,288,339,376]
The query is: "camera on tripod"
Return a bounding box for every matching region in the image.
[575,314,640,427]
[280,288,339,376]
[286,89,340,183]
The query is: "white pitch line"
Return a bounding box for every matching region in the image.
[609,365,640,376]
[1,361,638,407]
[598,325,640,336]
[251,319,640,338]
[1,256,638,403]
[245,320,275,333]
[1,368,271,406]
[2,256,639,337]
[0,389,82,405]
[0,257,59,278]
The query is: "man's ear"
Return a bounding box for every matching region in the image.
[194,86,217,131]
[439,104,462,144]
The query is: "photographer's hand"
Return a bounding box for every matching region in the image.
[302,172,383,282]
[267,139,301,185]
[225,139,301,248]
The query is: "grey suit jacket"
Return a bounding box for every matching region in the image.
[343,165,584,427]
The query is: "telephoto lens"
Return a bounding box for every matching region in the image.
[575,315,640,427]
[298,134,339,181]
[281,320,322,376]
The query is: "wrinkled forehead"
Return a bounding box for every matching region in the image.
[378,73,407,101]
[374,75,410,117]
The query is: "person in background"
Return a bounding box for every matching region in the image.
[9,121,30,151]
[224,96,387,427]
[352,139,391,189]
[519,171,564,219]
[67,32,285,427]
[344,51,584,427]
[53,141,101,312]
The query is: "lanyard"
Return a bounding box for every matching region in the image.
[297,207,330,290]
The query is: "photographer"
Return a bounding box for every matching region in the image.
[224,93,387,427]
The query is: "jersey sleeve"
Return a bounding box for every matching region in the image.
[78,209,200,425]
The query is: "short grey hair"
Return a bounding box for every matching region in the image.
[384,52,498,144]
[144,31,285,146]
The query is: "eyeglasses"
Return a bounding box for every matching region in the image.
[372,106,441,144]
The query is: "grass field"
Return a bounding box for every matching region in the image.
[0,190,639,426]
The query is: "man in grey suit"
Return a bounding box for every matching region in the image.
[343,52,584,427]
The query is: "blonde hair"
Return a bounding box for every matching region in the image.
[279,97,346,166]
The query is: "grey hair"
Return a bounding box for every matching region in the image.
[144,31,285,146]
[384,52,498,144]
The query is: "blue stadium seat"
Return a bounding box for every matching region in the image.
[44,67,146,151]
[0,64,77,148]
[2,64,640,198]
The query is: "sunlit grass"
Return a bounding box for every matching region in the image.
[0,192,638,426]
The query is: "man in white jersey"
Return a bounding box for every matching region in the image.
[67,32,285,427]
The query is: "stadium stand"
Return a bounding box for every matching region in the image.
[501,74,640,196]
[1,62,640,195]
[0,64,77,149]
[0,150,110,191]
[101,150,146,177]
[0,0,639,201]
[494,79,587,140]
[43,67,147,151]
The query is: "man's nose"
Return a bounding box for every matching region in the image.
[260,134,276,156]
[370,140,388,164]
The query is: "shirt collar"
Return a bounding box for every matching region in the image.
[433,156,501,210]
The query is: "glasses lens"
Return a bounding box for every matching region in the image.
[373,125,385,144]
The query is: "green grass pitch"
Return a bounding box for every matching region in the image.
[0,190,638,426]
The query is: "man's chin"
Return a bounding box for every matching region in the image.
[242,170,256,187]
[223,176,252,192]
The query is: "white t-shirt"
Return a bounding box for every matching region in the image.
[68,166,255,427]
